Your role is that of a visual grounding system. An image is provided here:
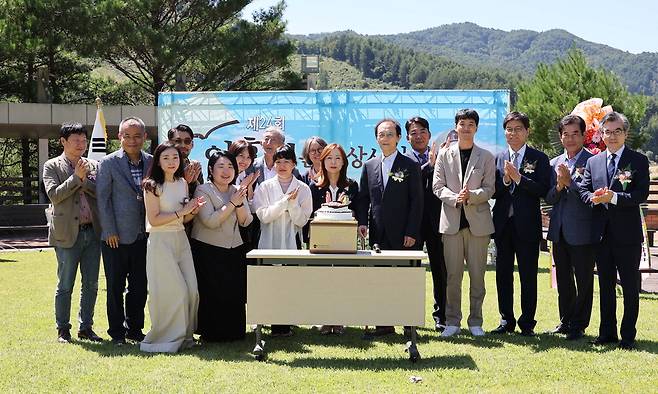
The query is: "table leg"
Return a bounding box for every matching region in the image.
[406,326,421,362]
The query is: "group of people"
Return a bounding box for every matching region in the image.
[44,107,648,353]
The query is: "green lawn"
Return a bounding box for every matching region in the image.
[1,250,656,393]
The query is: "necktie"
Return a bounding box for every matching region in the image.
[418,152,428,166]
[509,152,519,217]
[607,153,617,184]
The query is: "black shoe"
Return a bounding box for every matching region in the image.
[566,330,585,341]
[590,336,619,345]
[619,340,636,350]
[126,331,145,342]
[548,324,570,335]
[111,337,126,347]
[370,326,395,337]
[519,328,536,337]
[57,328,72,343]
[490,324,515,334]
[78,328,103,342]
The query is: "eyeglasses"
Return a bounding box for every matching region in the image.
[505,127,526,134]
[602,128,625,136]
[173,138,192,145]
[309,148,323,155]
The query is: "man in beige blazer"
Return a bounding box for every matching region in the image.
[43,123,103,344]
[433,109,495,337]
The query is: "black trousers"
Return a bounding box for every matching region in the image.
[597,232,641,342]
[420,227,446,326]
[494,217,540,330]
[192,240,247,342]
[101,238,147,340]
[552,232,595,331]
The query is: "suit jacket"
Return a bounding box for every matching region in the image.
[247,156,302,186]
[405,150,441,237]
[578,147,649,245]
[96,148,153,244]
[545,150,597,245]
[492,146,551,242]
[432,143,495,236]
[356,151,423,248]
[43,154,100,248]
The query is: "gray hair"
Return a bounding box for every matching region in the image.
[118,116,146,134]
[601,111,630,132]
[263,126,285,143]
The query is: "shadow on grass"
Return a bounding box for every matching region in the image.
[266,354,478,370]
[0,257,18,263]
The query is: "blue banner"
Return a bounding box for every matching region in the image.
[158,90,510,179]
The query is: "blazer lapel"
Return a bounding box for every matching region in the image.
[373,155,384,194]
[450,145,463,186]
[463,145,481,185]
[610,148,629,191]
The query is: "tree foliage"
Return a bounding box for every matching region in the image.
[77,0,296,104]
[515,48,648,157]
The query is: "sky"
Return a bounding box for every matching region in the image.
[242,0,657,54]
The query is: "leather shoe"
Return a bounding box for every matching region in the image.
[490,324,514,334]
[619,340,636,350]
[566,330,585,341]
[548,324,570,335]
[519,328,535,337]
[111,338,126,347]
[590,336,619,345]
[126,331,146,342]
[78,328,103,342]
[57,328,72,343]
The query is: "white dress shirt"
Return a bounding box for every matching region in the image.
[503,144,527,186]
[381,150,398,189]
[606,145,625,205]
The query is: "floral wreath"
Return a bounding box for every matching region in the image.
[571,98,613,155]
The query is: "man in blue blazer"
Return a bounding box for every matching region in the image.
[545,115,597,340]
[96,117,153,346]
[404,116,446,332]
[491,111,551,336]
[356,118,423,336]
[578,111,649,350]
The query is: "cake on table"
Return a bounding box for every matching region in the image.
[309,199,358,254]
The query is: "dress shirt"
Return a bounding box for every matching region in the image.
[381,150,398,189]
[606,145,625,205]
[503,144,527,186]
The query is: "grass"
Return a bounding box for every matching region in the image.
[0,250,657,393]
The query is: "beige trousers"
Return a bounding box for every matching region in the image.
[141,231,199,353]
[442,228,489,327]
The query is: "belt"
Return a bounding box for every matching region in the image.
[79,223,93,231]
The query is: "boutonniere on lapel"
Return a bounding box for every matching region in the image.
[521,159,537,174]
[389,168,408,182]
[614,164,634,191]
[573,166,585,180]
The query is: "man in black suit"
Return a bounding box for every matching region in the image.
[578,111,649,350]
[357,118,423,336]
[404,116,446,332]
[491,111,551,336]
[545,115,596,340]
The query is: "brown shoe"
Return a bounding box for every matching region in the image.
[78,328,103,342]
[58,328,72,343]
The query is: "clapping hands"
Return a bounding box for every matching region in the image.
[556,163,571,190]
[592,187,613,204]
[184,161,202,184]
[182,196,207,215]
[504,160,521,184]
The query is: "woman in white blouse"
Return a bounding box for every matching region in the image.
[191,150,256,342]
[253,144,313,336]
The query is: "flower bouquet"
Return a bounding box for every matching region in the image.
[570,98,613,155]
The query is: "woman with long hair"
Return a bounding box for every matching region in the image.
[253,144,313,337]
[140,142,205,353]
[309,143,359,335]
[191,150,256,341]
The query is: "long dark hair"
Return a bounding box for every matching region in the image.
[143,142,184,196]
[316,143,350,189]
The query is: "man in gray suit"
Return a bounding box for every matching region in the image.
[97,117,152,346]
[43,123,103,343]
[433,109,496,338]
[545,114,596,341]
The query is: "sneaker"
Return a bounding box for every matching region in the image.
[441,326,460,337]
[57,328,72,343]
[469,326,485,336]
[78,328,103,342]
[126,331,145,343]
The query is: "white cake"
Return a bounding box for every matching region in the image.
[314,205,354,221]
